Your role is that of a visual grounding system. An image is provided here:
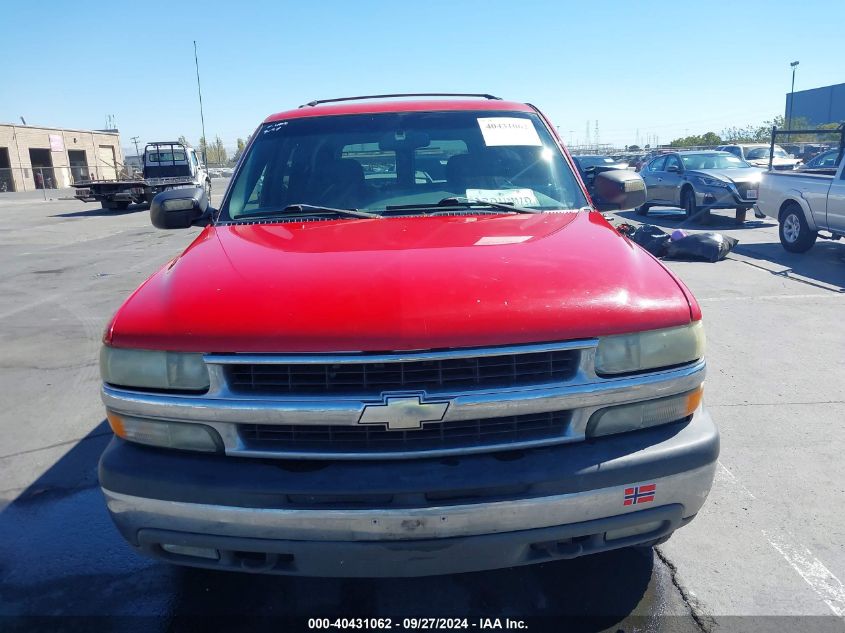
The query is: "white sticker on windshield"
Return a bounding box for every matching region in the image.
[466,188,539,207]
[477,117,542,146]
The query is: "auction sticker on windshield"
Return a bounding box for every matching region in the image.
[466,188,539,207]
[477,117,542,146]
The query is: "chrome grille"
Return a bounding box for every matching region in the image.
[225,349,579,395]
[239,410,572,453]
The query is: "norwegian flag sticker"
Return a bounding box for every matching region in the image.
[624,484,656,506]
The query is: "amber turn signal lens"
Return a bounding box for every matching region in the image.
[106,410,126,438]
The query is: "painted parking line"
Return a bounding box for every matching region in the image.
[763,530,845,618]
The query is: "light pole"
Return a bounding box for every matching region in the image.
[788,60,799,133]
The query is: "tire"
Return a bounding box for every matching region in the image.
[682,187,709,223]
[779,203,817,253]
[635,203,650,216]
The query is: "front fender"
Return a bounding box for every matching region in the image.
[777,190,818,231]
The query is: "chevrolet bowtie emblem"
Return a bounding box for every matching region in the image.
[358,395,450,431]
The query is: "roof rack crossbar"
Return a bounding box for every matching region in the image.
[300,93,502,108]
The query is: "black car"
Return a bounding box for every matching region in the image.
[571,155,629,208]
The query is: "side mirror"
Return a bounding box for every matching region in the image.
[593,170,647,210]
[666,164,680,173]
[150,187,210,229]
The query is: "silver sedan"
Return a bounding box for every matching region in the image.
[637,151,764,222]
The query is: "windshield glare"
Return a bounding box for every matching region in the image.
[681,153,752,170]
[576,156,615,168]
[222,111,587,219]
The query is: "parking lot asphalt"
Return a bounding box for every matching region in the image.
[0,189,843,632]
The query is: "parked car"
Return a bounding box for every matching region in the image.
[781,143,830,163]
[638,151,763,222]
[796,148,842,170]
[633,149,675,172]
[715,144,801,170]
[97,93,716,577]
[757,130,845,252]
[572,155,630,208]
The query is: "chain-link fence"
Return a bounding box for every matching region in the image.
[0,164,139,197]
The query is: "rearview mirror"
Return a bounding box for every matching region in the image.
[593,170,647,210]
[150,187,210,229]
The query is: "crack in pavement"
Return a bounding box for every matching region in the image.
[0,429,111,460]
[655,546,715,633]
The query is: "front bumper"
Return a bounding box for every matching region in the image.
[695,185,758,209]
[100,408,718,577]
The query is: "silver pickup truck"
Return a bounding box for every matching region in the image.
[757,147,845,252]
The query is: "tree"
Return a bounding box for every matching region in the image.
[198,136,209,163]
[196,136,227,165]
[177,135,190,147]
[211,136,227,165]
[669,131,722,148]
[627,144,641,152]
[232,137,247,164]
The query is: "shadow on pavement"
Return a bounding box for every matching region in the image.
[52,205,149,218]
[169,547,658,629]
[0,423,664,632]
[731,241,845,291]
[615,208,777,232]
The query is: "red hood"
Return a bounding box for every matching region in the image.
[108,212,695,352]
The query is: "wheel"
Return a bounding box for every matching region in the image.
[779,203,817,253]
[635,203,650,216]
[682,187,709,223]
[735,207,748,224]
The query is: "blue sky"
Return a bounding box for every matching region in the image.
[2,0,843,153]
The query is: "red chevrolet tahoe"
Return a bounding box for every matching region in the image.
[98,94,717,577]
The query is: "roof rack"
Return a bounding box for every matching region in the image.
[769,124,845,170]
[300,93,502,108]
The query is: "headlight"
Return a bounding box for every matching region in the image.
[587,386,703,438]
[107,411,222,452]
[594,321,705,375]
[100,346,210,391]
[695,175,729,188]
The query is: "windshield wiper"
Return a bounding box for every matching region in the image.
[237,204,381,220]
[385,197,540,215]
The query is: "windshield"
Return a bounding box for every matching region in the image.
[221,111,587,220]
[681,153,751,170]
[746,146,788,160]
[808,150,841,167]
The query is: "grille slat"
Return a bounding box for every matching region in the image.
[225,349,579,395]
[239,411,572,453]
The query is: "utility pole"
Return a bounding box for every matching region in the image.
[194,40,209,167]
[130,136,141,160]
[788,60,800,136]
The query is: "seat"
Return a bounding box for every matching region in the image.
[310,158,369,208]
